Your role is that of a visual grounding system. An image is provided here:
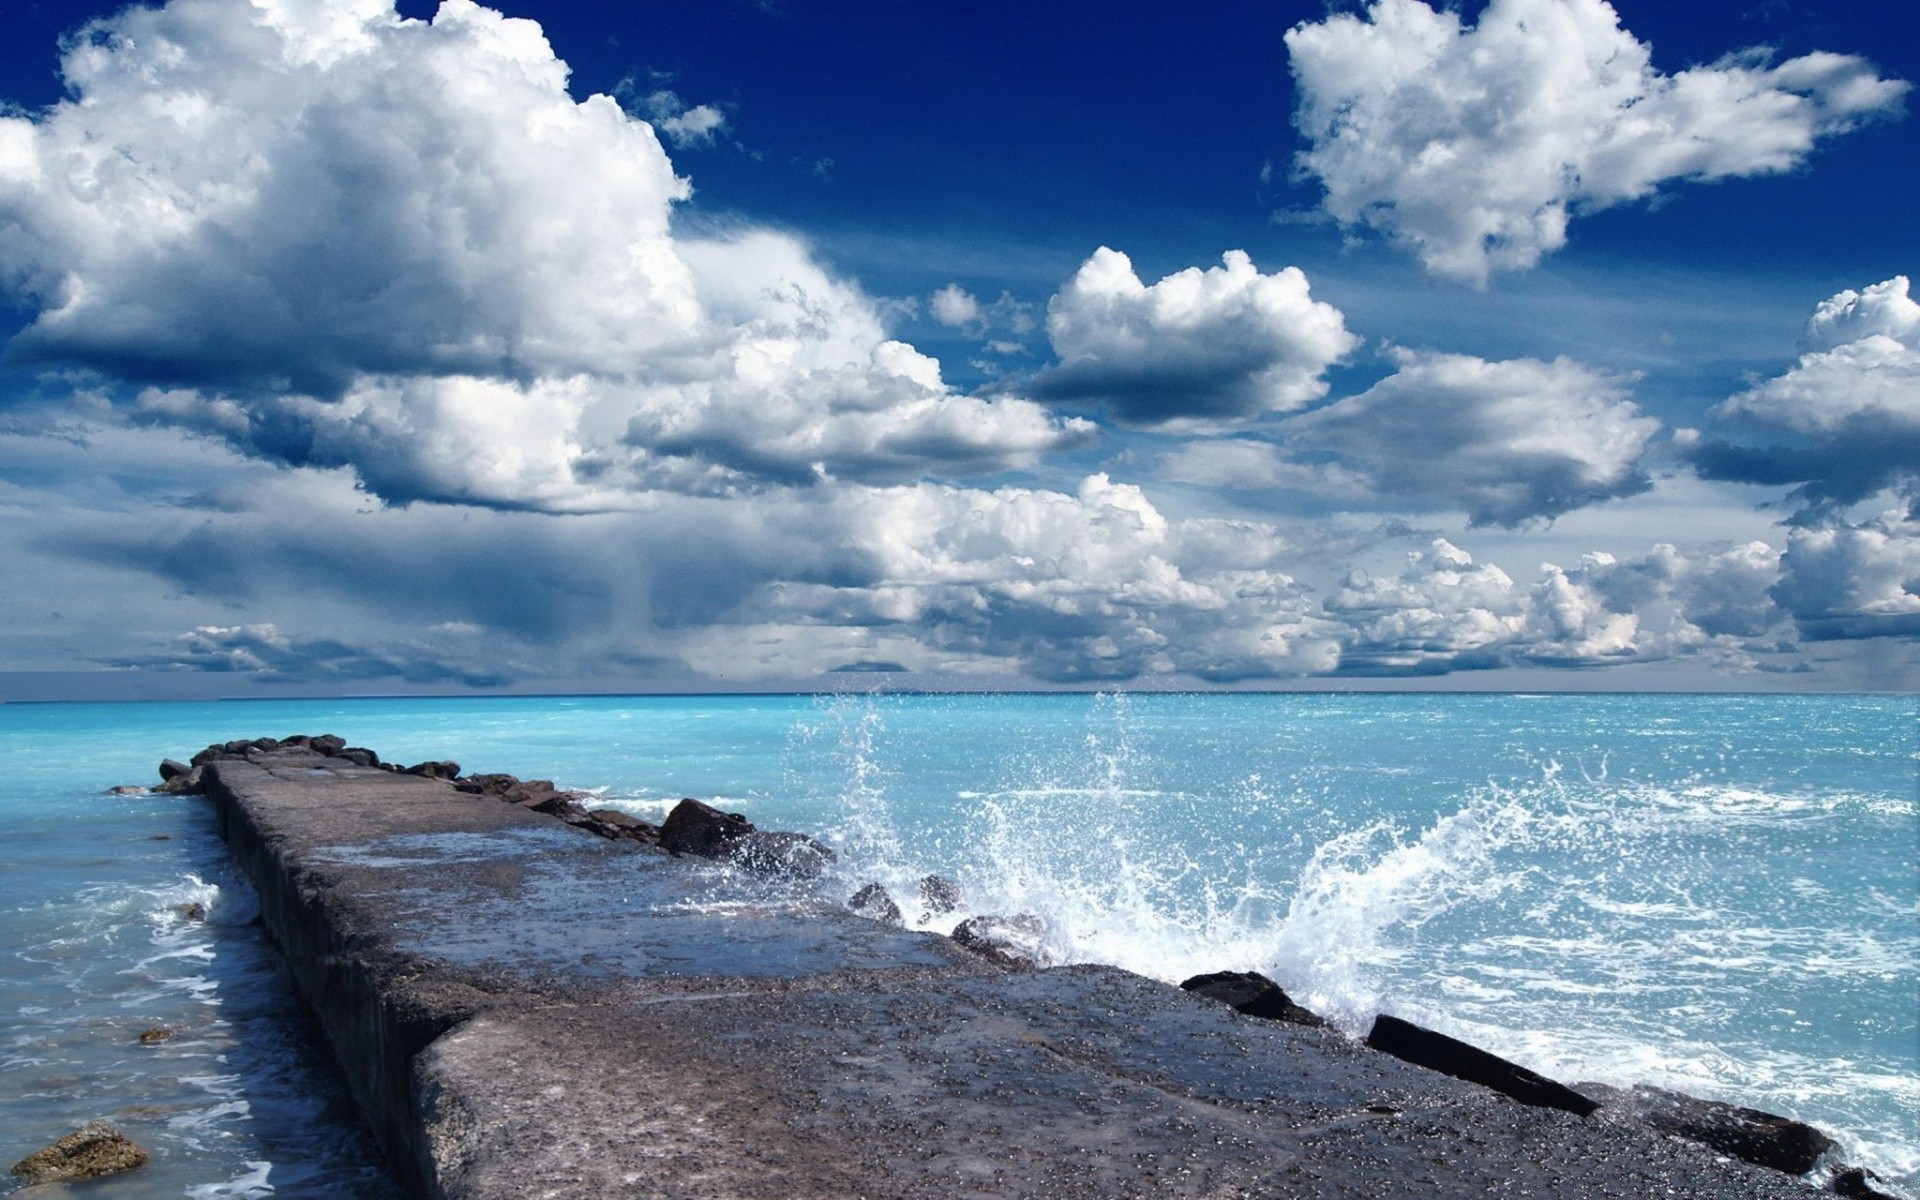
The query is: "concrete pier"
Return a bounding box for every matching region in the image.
[202,746,1821,1199]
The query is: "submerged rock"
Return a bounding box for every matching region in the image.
[728,830,836,879]
[1366,1015,1597,1115]
[1833,1166,1899,1198]
[951,913,1046,968]
[848,883,903,925]
[108,785,147,796]
[659,798,755,858]
[1179,970,1325,1027]
[137,1027,173,1045]
[10,1121,149,1184]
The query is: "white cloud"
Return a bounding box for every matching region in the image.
[1286,0,1908,283]
[1691,277,1920,513]
[1285,349,1657,525]
[639,90,727,148]
[1324,537,1658,673]
[0,0,1085,508]
[1032,247,1358,428]
[930,284,982,327]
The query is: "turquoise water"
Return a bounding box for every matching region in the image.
[2,692,1915,1196]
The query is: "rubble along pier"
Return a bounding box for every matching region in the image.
[192,740,1830,1200]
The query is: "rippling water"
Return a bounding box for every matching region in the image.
[2,692,1914,1196]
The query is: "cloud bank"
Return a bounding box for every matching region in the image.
[1286,0,1908,282]
[0,0,1087,508]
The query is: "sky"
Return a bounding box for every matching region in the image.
[0,0,1915,699]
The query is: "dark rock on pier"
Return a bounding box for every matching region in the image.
[728,830,836,879]
[155,737,1846,1200]
[1180,969,1326,1027]
[950,912,1047,967]
[10,1120,149,1184]
[1367,1013,1599,1115]
[158,758,192,781]
[405,760,462,781]
[1834,1166,1900,1198]
[847,882,902,925]
[1582,1082,1836,1175]
[659,797,754,857]
[918,873,961,914]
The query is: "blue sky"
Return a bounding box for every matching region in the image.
[0,0,1915,698]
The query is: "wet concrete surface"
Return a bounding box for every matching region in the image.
[204,750,1822,1199]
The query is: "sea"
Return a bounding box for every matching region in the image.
[1,691,1915,1197]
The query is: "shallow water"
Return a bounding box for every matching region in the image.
[1,692,1914,1195]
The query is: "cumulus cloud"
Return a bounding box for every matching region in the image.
[0,0,1084,507]
[1773,512,1920,641]
[1689,276,1920,517]
[1031,247,1358,428]
[930,285,982,327]
[1325,538,1648,673]
[1284,349,1657,525]
[1286,0,1909,282]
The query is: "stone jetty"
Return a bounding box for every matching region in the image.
[173,737,1875,1199]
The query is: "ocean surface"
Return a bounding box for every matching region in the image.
[1,692,1914,1197]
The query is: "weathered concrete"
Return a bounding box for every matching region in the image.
[203,748,1828,1200]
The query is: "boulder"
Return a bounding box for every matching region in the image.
[585,809,662,845]
[951,913,1046,968]
[309,734,347,757]
[456,772,521,797]
[728,831,837,880]
[157,766,205,796]
[336,747,380,768]
[10,1121,149,1184]
[919,875,962,915]
[848,883,903,925]
[157,758,192,781]
[659,799,755,858]
[1365,1015,1597,1115]
[405,760,462,780]
[1592,1084,1835,1175]
[1179,970,1325,1027]
[1833,1167,1898,1198]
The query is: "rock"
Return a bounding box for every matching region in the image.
[137,1027,173,1045]
[309,734,347,757]
[1833,1167,1898,1198]
[337,747,380,768]
[1179,970,1325,1027]
[1594,1084,1835,1175]
[10,1121,149,1184]
[157,766,205,795]
[584,809,662,845]
[951,913,1046,968]
[278,735,313,750]
[919,875,962,915]
[727,831,837,880]
[457,772,521,797]
[1365,1015,1598,1116]
[158,758,192,781]
[659,799,755,858]
[848,883,903,925]
[405,760,462,780]
[108,785,147,796]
